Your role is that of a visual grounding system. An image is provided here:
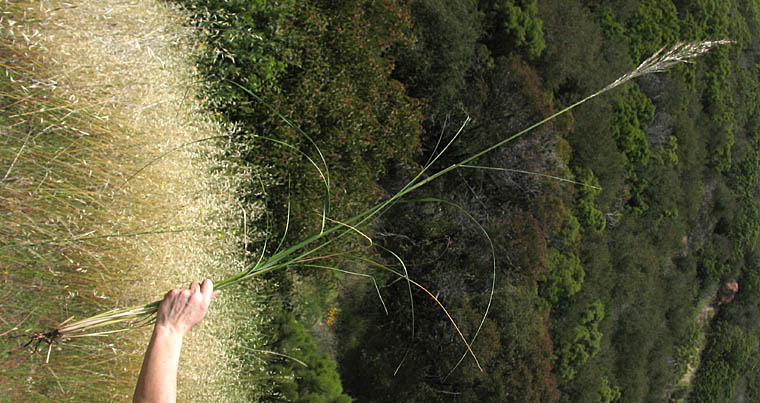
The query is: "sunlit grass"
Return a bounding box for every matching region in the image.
[1,0,268,400]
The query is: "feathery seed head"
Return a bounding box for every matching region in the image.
[605,40,733,91]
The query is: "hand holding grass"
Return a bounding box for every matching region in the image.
[156,279,220,337]
[133,279,219,403]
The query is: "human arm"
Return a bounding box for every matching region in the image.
[133,279,220,403]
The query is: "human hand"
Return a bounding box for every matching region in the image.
[155,279,220,337]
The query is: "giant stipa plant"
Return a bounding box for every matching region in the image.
[27,41,730,370]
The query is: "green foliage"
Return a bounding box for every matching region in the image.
[732,149,760,196]
[393,0,482,123]
[626,174,650,215]
[606,83,658,216]
[540,248,585,304]
[689,320,759,402]
[611,83,654,174]
[598,376,621,403]
[626,0,680,63]
[733,201,760,257]
[559,210,581,247]
[703,55,736,172]
[538,0,624,94]
[593,6,626,43]
[675,0,738,171]
[480,0,545,59]
[672,319,701,378]
[553,301,605,381]
[177,0,423,238]
[575,168,606,233]
[175,0,295,95]
[697,237,734,283]
[290,273,340,327]
[336,191,560,401]
[267,312,352,402]
[652,135,679,167]
[746,260,760,299]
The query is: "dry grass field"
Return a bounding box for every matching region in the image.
[1,0,267,400]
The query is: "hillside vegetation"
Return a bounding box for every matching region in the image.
[6,0,760,401]
[175,0,760,401]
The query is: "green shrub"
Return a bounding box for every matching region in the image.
[575,168,606,233]
[598,376,621,403]
[626,0,680,63]
[689,321,758,402]
[267,312,352,402]
[553,301,605,381]
[481,0,545,60]
[611,83,654,174]
[540,248,584,304]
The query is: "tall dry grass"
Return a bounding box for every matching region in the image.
[1,0,268,400]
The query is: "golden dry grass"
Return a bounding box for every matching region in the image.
[2,0,267,400]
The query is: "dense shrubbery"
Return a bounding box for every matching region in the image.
[480,0,545,60]
[553,301,605,381]
[173,0,427,398]
[689,319,759,402]
[264,312,352,402]
[176,0,423,234]
[176,0,760,401]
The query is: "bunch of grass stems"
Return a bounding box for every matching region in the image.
[1,23,151,398]
[35,40,730,370]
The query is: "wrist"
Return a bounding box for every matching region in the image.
[153,322,186,341]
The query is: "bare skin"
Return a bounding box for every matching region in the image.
[133,279,220,403]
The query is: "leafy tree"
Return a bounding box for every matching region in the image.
[652,135,679,167]
[598,376,621,403]
[553,301,605,381]
[611,83,655,174]
[537,0,612,94]
[267,312,353,402]
[575,168,606,234]
[540,248,585,304]
[626,0,680,63]
[592,5,626,43]
[393,0,482,124]
[689,320,759,402]
[559,210,581,247]
[480,0,545,59]
[746,260,760,299]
